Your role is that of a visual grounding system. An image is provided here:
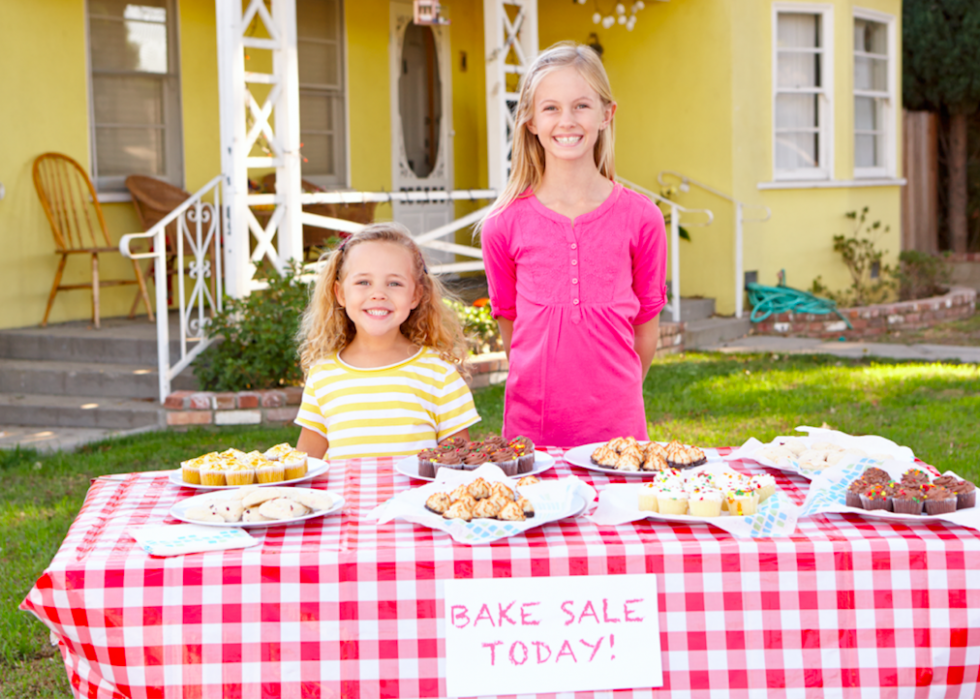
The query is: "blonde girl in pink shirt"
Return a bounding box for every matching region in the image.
[481,42,668,447]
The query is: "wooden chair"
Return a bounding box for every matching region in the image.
[32,153,154,329]
[125,175,209,311]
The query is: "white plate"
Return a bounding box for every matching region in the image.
[837,505,960,523]
[170,486,344,528]
[564,442,718,477]
[394,450,555,481]
[169,458,330,490]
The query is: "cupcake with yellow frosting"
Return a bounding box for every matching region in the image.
[282,450,309,481]
[199,460,227,487]
[264,443,294,461]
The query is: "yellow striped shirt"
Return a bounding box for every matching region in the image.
[295,347,481,460]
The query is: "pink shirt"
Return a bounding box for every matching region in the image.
[482,184,668,447]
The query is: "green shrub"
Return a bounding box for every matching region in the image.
[445,298,503,354]
[893,250,951,301]
[194,262,309,391]
[811,207,897,307]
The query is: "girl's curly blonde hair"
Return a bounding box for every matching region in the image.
[297,222,470,372]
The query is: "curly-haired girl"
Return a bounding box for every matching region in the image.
[295,223,480,460]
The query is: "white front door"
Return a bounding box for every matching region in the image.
[389,2,455,265]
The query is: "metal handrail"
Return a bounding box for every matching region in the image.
[617,176,715,324]
[657,170,772,318]
[120,175,225,402]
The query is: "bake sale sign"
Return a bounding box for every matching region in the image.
[444,574,661,696]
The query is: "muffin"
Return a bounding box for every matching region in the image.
[638,483,660,512]
[442,436,469,450]
[726,489,759,516]
[462,450,490,471]
[891,486,924,515]
[416,448,439,479]
[952,479,976,509]
[688,489,723,517]
[282,451,309,481]
[845,478,867,508]
[223,460,256,486]
[199,460,227,487]
[489,447,519,477]
[181,452,217,484]
[924,486,958,515]
[255,459,285,484]
[263,443,293,461]
[751,474,777,503]
[860,484,892,511]
[508,436,535,474]
[901,468,931,487]
[657,488,689,515]
[434,449,464,476]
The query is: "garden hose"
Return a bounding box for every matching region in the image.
[746,282,853,329]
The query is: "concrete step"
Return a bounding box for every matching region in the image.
[660,297,716,323]
[0,327,192,365]
[0,359,197,399]
[0,393,165,430]
[684,316,752,349]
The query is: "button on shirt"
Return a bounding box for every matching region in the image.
[482,184,668,446]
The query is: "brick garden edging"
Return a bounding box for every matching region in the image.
[163,322,686,429]
[750,287,976,340]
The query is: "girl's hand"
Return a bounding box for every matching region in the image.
[634,317,660,382]
[297,427,329,459]
[497,318,514,358]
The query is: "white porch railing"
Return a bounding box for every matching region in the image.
[119,176,225,402]
[658,170,771,318]
[617,177,714,323]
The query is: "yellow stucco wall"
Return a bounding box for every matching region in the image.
[0,0,905,328]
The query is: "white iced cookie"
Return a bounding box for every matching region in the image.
[810,441,839,452]
[228,485,260,501]
[288,489,334,512]
[184,506,226,523]
[777,438,807,457]
[258,498,311,520]
[758,445,794,464]
[242,507,275,523]
[210,500,245,522]
[242,487,295,508]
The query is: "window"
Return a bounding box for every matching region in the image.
[297,0,347,188]
[773,6,833,180]
[86,0,183,193]
[853,11,894,177]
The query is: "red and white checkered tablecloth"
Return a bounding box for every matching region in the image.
[21,448,980,699]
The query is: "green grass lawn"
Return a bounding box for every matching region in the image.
[2,351,978,698]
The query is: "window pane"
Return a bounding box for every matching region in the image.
[90,17,168,73]
[776,132,818,169]
[300,92,334,132]
[855,18,887,54]
[301,133,335,176]
[855,133,880,168]
[778,51,819,89]
[92,75,164,125]
[298,40,340,87]
[778,14,819,49]
[95,127,165,176]
[776,93,818,130]
[296,0,339,40]
[854,96,879,131]
[855,56,887,92]
[89,0,166,19]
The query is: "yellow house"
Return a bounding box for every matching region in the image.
[0,0,904,331]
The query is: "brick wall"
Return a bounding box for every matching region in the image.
[163,322,686,429]
[751,287,976,339]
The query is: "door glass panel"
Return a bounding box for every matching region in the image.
[399,23,441,178]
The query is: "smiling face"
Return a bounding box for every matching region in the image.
[334,241,422,345]
[526,65,615,168]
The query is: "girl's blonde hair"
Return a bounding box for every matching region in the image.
[297,223,469,371]
[480,41,616,227]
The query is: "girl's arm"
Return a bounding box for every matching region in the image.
[634,316,660,382]
[497,318,514,358]
[297,427,329,459]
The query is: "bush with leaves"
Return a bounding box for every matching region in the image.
[194,262,309,391]
[894,250,951,301]
[444,298,502,354]
[811,207,897,307]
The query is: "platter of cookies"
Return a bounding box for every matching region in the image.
[170,485,344,528]
[170,445,329,490]
[564,437,712,477]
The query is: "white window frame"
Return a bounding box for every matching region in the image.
[853,7,897,180]
[297,0,349,189]
[84,0,184,195]
[772,3,834,182]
